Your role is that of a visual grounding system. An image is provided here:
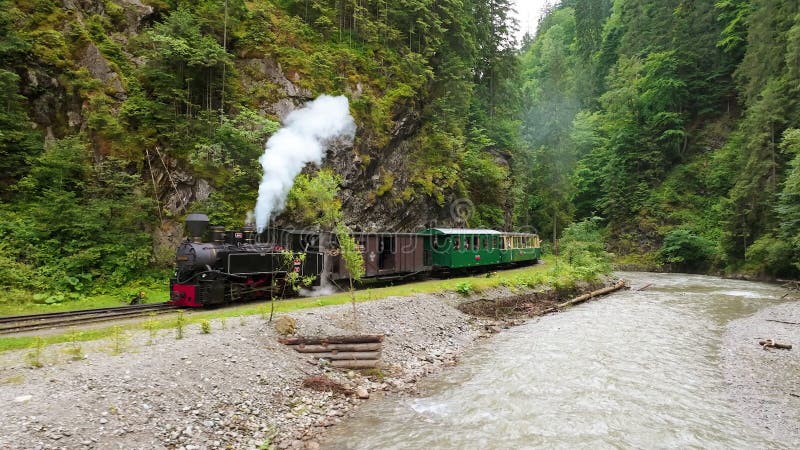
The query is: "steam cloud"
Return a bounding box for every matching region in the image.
[253,95,356,232]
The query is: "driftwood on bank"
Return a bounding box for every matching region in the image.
[305,351,381,360]
[330,360,381,369]
[766,319,800,326]
[281,334,384,369]
[542,279,628,314]
[294,343,383,353]
[278,334,384,345]
[760,339,793,350]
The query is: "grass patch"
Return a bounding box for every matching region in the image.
[0,284,170,317]
[0,255,608,354]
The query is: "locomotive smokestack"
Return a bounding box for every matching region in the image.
[185,213,209,243]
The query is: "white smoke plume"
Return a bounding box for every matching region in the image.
[253,95,356,232]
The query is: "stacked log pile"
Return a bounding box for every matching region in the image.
[280,335,384,369]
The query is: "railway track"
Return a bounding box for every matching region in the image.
[0,303,180,335]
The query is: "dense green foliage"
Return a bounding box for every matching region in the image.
[558,217,612,278]
[519,0,800,277]
[0,0,521,300]
[4,0,797,308]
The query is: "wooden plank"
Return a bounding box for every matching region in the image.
[306,351,381,360]
[330,359,380,369]
[279,334,384,345]
[295,343,382,353]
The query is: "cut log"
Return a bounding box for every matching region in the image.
[331,359,380,369]
[279,334,384,345]
[294,343,383,353]
[306,351,381,360]
[759,339,793,350]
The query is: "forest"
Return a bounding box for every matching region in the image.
[0,0,798,303]
[519,0,800,277]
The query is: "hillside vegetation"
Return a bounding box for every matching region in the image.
[0,0,797,305]
[520,0,800,277]
[0,0,521,299]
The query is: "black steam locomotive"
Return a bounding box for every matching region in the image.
[170,214,323,307]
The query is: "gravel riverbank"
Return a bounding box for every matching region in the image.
[0,282,601,450]
[723,300,800,447]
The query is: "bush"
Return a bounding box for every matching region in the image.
[744,235,797,278]
[658,229,716,272]
[200,319,212,334]
[559,217,612,278]
[455,281,474,296]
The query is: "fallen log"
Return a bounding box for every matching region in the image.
[294,343,383,353]
[759,339,793,350]
[306,351,381,360]
[636,283,653,292]
[330,359,380,369]
[539,280,627,315]
[548,280,628,312]
[766,319,800,326]
[279,334,384,345]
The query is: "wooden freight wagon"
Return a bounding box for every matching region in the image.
[327,232,430,281]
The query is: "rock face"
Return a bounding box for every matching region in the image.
[235,55,451,231]
[79,43,126,99]
[238,58,314,119]
[16,0,457,237]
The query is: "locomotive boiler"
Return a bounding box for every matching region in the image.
[170,214,323,307]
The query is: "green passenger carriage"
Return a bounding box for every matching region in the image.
[420,228,542,270]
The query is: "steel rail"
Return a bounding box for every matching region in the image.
[0,303,179,334]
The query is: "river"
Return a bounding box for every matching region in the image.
[321,272,792,449]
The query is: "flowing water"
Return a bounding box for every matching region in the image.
[322,272,791,449]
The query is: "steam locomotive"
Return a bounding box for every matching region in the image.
[170,213,542,308]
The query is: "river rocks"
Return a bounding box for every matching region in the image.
[274,316,297,336]
[0,285,554,449]
[355,387,369,399]
[723,300,800,447]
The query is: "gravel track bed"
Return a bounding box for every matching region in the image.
[722,300,800,447]
[0,286,547,450]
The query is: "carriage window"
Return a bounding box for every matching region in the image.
[473,236,479,249]
[454,238,460,250]
[463,236,469,250]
